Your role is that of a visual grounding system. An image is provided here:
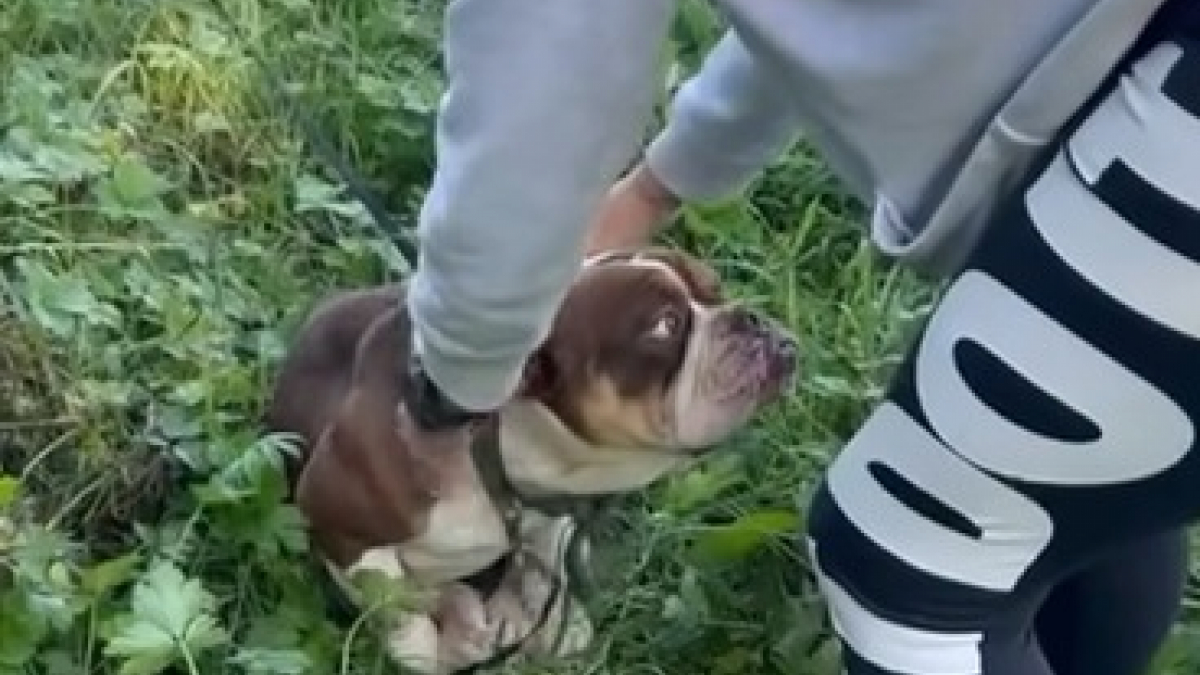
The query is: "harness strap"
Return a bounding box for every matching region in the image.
[469,421,524,542]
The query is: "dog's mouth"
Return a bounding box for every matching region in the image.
[711,327,800,404]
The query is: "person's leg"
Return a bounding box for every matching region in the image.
[1035,528,1188,675]
[805,20,1200,675]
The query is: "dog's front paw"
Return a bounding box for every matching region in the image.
[435,582,530,671]
[433,584,491,665]
[385,613,443,675]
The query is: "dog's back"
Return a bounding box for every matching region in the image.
[266,284,401,470]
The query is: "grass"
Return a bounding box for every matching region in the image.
[1,1,1198,674]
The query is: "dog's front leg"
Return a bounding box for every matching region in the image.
[385,614,443,674]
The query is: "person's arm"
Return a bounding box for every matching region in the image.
[649,30,805,202]
[406,0,677,413]
[588,30,807,253]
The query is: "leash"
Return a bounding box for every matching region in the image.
[203,0,419,269]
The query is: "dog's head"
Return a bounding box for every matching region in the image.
[518,247,798,454]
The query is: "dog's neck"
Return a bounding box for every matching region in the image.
[496,399,695,500]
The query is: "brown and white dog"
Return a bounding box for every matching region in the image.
[266,247,798,674]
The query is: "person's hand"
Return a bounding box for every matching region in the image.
[584,162,681,255]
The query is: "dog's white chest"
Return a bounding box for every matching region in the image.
[398,485,510,585]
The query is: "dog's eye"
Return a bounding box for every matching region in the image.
[649,309,683,340]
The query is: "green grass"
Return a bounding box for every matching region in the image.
[2,1,1199,674]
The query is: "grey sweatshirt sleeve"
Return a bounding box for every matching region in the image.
[646,30,805,202]
[406,0,677,412]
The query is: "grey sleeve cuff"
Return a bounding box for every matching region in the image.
[645,30,804,203]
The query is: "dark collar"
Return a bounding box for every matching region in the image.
[468,418,608,533]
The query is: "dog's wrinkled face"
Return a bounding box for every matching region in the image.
[521,247,798,451]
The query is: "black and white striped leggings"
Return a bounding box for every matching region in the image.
[806,12,1200,675]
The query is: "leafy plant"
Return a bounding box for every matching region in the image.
[102,560,228,675]
[4,1,1193,674]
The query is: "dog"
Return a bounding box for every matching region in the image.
[266,247,799,674]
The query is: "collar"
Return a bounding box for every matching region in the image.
[470,404,609,528]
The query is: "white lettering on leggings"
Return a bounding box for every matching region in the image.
[917,270,1193,486]
[826,39,1198,598]
[1041,45,1200,342]
[807,539,984,673]
[820,40,1200,674]
[826,401,1054,592]
[830,264,1191,594]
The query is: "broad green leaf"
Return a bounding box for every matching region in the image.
[154,406,202,441]
[81,552,142,598]
[712,647,757,675]
[31,142,106,184]
[110,156,169,207]
[293,172,340,211]
[25,588,86,633]
[104,560,228,675]
[75,379,136,408]
[0,153,42,183]
[2,182,55,207]
[130,562,220,642]
[14,258,121,336]
[661,457,740,515]
[0,476,19,510]
[355,73,399,110]
[691,509,800,562]
[193,111,230,134]
[293,173,372,223]
[9,527,73,587]
[0,591,49,668]
[35,648,82,675]
[262,504,309,555]
[229,648,312,675]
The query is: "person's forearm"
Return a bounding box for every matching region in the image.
[646,30,805,203]
[407,0,675,412]
[585,30,807,254]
